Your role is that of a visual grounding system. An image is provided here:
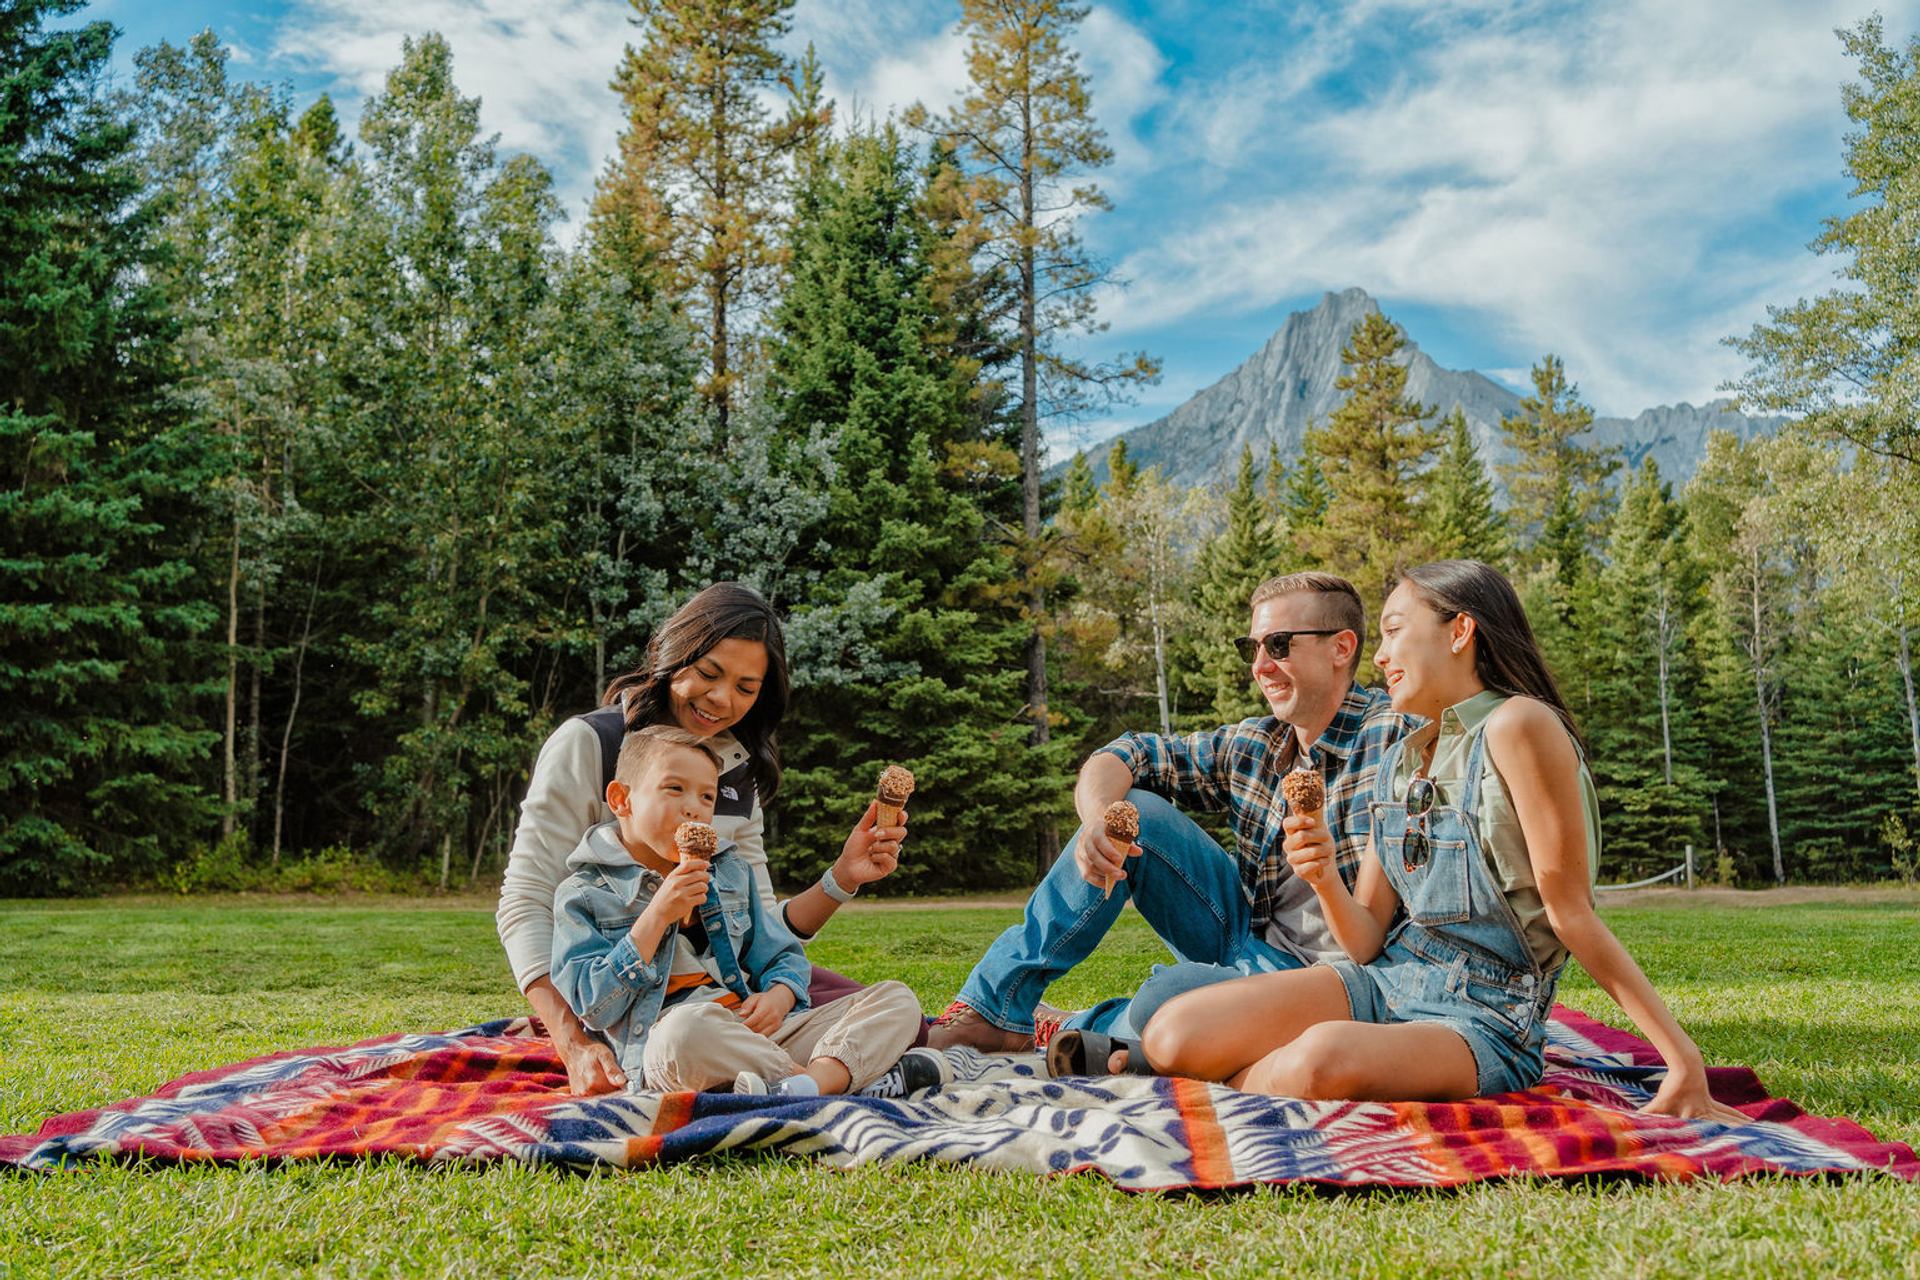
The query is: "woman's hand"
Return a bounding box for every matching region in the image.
[1640,1062,1749,1125]
[557,1033,629,1096]
[1282,812,1338,891]
[737,983,798,1035]
[835,799,904,888]
[525,975,629,1095]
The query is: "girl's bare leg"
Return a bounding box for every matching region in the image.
[1237,1019,1478,1100]
[1140,966,1354,1082]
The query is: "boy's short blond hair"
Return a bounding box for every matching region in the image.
[615,725,723,788]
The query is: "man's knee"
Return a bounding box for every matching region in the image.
[1125,788,1188,841]
[1131,962,1235,1033]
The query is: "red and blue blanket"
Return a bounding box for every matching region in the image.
[3,1005,1912,1189]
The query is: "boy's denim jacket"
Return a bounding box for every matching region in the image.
[550,820,812,1081]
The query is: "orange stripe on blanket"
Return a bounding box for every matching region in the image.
[625,1091,699,1166]
[1171,1077,1235,1186]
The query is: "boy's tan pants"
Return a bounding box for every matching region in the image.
[641,978,923,1092]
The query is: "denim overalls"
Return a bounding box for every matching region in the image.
[1324,706,1561,1095]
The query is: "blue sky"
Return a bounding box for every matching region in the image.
[101,1,1906,456]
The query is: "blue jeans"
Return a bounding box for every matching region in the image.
[956,789,1304,1038]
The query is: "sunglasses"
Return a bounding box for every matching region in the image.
[1403,776,1436,873]
[1232,629,1345,664]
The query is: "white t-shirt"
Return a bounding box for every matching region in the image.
[494,716,776,992]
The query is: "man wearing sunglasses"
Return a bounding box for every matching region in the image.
[930,572,1413,1054]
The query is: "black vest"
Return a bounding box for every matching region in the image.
[576,704,755,819]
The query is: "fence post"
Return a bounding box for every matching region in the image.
[1685,843,1695,890]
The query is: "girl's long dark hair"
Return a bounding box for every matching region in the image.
[602,582,789,801]
[1400,560,1586,756]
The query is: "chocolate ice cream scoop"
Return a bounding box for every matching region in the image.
[875,765,915,825]
[1099,800,1141,898]
[1280,769,1325,817]
[672,820,718,863]
[876,766,916,806]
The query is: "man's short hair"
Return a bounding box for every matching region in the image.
[615,725,723,788]
[1248,572,1366,675]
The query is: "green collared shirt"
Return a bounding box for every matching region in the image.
[1393,690,1600,970]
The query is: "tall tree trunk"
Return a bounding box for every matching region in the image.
[469,783,502,884]
[1756,670,1783,885]
[710,79,730,444]
[1151,592,1170,736]
[272,572,319,867]
[1750,561,1784,884]
[1018,90,1055,872]
[247,578,265,835]
[222,517,240,838]
[1898,623,1920,804]
[1654,584,1674,786]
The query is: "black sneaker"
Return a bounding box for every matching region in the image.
[855,1048,952,1099]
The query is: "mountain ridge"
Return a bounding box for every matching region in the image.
[1065,288,1785,490]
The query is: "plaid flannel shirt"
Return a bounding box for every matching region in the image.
[1098,684,1413,935]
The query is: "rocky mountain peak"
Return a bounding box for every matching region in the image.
[1066,288,1784,493]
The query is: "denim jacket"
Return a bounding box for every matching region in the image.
[549,820,813,1081]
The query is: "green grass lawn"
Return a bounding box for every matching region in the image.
[2,892,1917,1278]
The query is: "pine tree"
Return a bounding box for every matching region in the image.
[1498,355,1618,572]
[1060,450,1099,515]
[0,0,220,891]
[1301,310,1442,613]
[1730,17,1920,466]
[592,0,829,436]
[1281,435,1334,561]
[1773,604,1912,879]
[765,126,1060,890]
[1686,432,1812,884]
[921,0,1158,809]
[1583,460,1711,875]
[322,35,575,880]
[1182,447,1284,724]
[136,38,352,856]
[1424,408,1508,565]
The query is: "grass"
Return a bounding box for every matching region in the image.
[2,892,1918,1279]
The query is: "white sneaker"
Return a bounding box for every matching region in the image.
[733,1070,770,1095]
[855,1048,953,1099]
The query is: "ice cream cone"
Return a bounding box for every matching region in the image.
[1101,800,1140,899]
[875,765,915,828]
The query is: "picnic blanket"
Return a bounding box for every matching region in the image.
[3,1005,1913,1189]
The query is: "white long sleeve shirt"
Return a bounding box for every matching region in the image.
[494,715,774,992]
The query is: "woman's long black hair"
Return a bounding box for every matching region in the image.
[1399,560,1587,756]
[602,582,790,801]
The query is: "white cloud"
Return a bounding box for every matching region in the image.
[1098,0,1874,413]
[272,0,641,237]
[250,0,1885,419]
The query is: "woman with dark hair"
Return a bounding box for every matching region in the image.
[1131,561,1743,1119]
[497,583,907,1095]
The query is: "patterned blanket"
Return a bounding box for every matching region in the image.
[3,1006,1913,1189]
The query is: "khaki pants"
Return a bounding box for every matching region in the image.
[642,979,923,1092]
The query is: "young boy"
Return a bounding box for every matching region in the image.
[550,725,946,1098]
